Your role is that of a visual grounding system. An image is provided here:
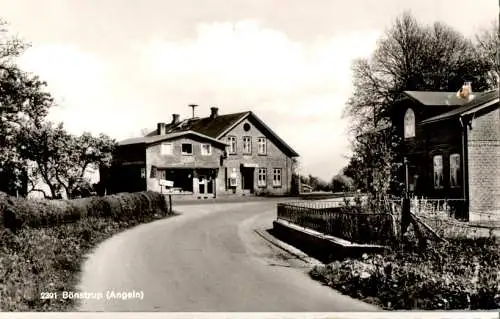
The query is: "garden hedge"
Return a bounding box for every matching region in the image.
[0,191,168,231]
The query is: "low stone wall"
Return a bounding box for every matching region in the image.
[271,220,389,264]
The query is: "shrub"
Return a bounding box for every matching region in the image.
[0,191,168,231]
[310,237,500,310]
[0,192,176,311]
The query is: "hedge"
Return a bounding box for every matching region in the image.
[0,191,169,231]
[0,191,175,311]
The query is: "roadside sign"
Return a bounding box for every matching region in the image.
[159,179,174,187]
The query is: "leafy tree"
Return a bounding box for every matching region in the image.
[331,172,355,193]
[343,12,493,198]
[0,19,54,195]
[18,122,116,199]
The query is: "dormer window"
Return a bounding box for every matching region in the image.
[404,108,415,138]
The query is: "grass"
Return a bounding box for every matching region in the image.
[0,191,175,311]
[309,235,500,310]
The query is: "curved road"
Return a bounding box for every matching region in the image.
[77,200,378,312]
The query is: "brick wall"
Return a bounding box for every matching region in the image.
[219,117,294,196]
[467,106,500,222]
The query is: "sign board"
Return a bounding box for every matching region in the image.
[159,179,174,187]
[242,163,259,168]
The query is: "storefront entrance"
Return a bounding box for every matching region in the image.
[241,167,255,193]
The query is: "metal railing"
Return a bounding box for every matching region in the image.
[384,197,468,220]
[276,200,397,246]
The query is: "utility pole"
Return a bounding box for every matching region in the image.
[188,104,198,119]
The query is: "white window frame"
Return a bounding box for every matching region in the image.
[242,136,252,154]
[201,143,212,156]
[160,142,173,155]
[433,155,443,189]
[404,108,416,139]
[450,153,460,188]
[257,137,267,155]
[181,143,193,155]
[257,168,267,187]
[272,168,282,187]
[227,136,237,154]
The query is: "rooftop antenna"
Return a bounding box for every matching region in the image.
[188,104,198,119]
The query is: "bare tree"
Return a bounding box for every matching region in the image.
[475,20,500,87]
[343,12,493,198]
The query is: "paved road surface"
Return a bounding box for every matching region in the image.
[77,200,378,311]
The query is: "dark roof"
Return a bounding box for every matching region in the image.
[120,111,299,157]
[118,130,228,147]
[404,90,493,107]
[146,112,249,138]
[420,90,499,124]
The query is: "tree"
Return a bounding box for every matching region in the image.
[343,12,493,198]
[18,122,116,199]
[0,19,54,196]
[475,20,500,87]
[331,171,355,193]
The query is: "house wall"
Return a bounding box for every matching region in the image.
[107,144,146,194]
[145,136,225,193]
[467,106,500,222]
[396,103,464,199]
[218,117,294,196]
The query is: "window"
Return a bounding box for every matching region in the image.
[201,144,212,156]
[227,136,237,154]
[433,155,443,189]
[257,168,267,187]
[272,168,282,187]
[257,137,267,155]
[160,143,173,155]
[242,136,252,154]
[157,169,166,180]
[450,153,461,188]
[150,166,157,178]
[181,143,193,155]
[404,108,416,138]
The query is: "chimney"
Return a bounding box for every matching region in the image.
[157,122,167,135]
[210,107,219,119]
[172,114,180,124]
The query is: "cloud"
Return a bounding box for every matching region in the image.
[17,19,380,178]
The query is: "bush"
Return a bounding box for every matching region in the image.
[0,191,176,311]
[309,237,500,310]
[0,191,168,231]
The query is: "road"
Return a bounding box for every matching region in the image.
[77,199,378,312]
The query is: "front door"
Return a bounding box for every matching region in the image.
[198,175,214,195]
[241,168,254,193]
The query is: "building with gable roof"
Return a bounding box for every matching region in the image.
[384,83,499,222]
[104,107,299,198]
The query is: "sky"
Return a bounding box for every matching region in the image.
[1,0,497,179]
